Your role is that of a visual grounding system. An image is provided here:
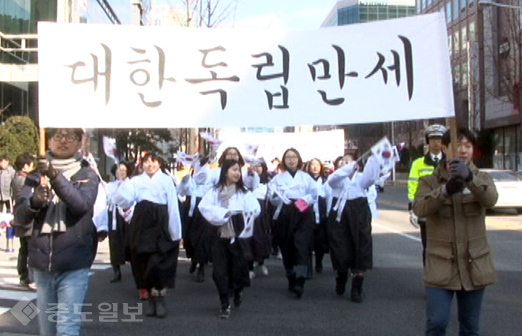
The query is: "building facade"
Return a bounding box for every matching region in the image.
[418,0,521,170]
[321,0,430,168]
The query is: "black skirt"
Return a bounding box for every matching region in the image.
[182,196,213,264]
[108,209,127,265]
[328,197,372,272]
[127,200,179,287]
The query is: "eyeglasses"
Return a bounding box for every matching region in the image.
[52,133,79,142]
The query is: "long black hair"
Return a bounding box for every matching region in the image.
[218,147,246,167]
[307,157,325,182]
[216,159,246,192]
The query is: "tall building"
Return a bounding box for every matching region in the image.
[1,0,147,122]
[321,0,427,166]
[322,0,416,26]
[419,0,521,170]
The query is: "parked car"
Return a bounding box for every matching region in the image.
[480,169,522,213]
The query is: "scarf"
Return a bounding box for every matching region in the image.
[41,151,83,234]
[218,184,236,239]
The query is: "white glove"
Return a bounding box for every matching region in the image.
[409,211,419,229]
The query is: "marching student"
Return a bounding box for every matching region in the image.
[249,158,272,278]
[114,153,182,318]
[327,153,380,303]
[268,148,318,299]
[105,162,134,283]
[177,157,213,283]
[198,159,261,319]
[306,158,329,274]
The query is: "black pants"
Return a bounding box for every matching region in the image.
[17,236,30,282]
[211,237,249,303]
[274,204,314,278]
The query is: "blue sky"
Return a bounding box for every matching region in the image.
[154,0,339,30]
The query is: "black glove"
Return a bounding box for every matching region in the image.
[445,177,466,196]
[449,159,472,182]
[31,185,50,209]
[38,157,58,180]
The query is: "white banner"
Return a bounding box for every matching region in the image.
[38,13,453,128]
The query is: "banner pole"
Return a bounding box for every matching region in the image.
[447,117,458,159]
[39,128,48,185]
[39,128,46,156]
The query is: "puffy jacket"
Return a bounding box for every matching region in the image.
[413,162,498,290]
[14,161,99,273]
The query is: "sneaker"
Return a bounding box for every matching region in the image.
[28,283,37,291]
[249,271,255,279]
[219,304,231,319]
[276,252,283,260]
[259,265,269,276]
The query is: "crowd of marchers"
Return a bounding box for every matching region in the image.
[1,124,498,336]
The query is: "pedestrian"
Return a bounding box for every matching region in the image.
[177,157,213,283]
[1,154,16,252]
[198,159,261,319]
[327,152,380,303]
[10,153,35,288]
[306,158,330,274]
[114,153,182,318]
[105,162,134,283]
[249,158,272,278]
[268,148,318,299]
[14,128,100,336]
[414,127,498,336]
[408,124,447,266]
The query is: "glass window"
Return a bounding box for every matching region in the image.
[453,0,459,20]
[462,61,468,86]
[454,30,460,54]
[469,21,476,42]
[454,64,461,86]
[460,0,467,12]
[446,2,452,22]
[461,26,467,52]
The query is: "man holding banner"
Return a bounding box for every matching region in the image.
[14,128,100,336]
[414,128,498,336]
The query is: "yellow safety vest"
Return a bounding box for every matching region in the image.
[408,156,437,202]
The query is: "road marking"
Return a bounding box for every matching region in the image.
[0,289,37,301]
[373,223,421,242]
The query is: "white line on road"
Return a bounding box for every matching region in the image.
[373,223,421,242]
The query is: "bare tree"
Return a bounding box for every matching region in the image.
[168,0,238,28]
[482,2,522,111]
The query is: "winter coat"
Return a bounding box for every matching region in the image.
[413,162,498,291]
[0,165,15,202]
[14,162,99,272]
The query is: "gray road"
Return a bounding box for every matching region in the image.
[1,185,522,335]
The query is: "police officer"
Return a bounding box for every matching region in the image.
[407,124,447,266]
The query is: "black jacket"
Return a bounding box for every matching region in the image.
[14,161,99,272]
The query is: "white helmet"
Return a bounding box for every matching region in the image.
[424,124,447,142]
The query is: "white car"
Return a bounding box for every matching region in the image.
[480,169,522,213]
